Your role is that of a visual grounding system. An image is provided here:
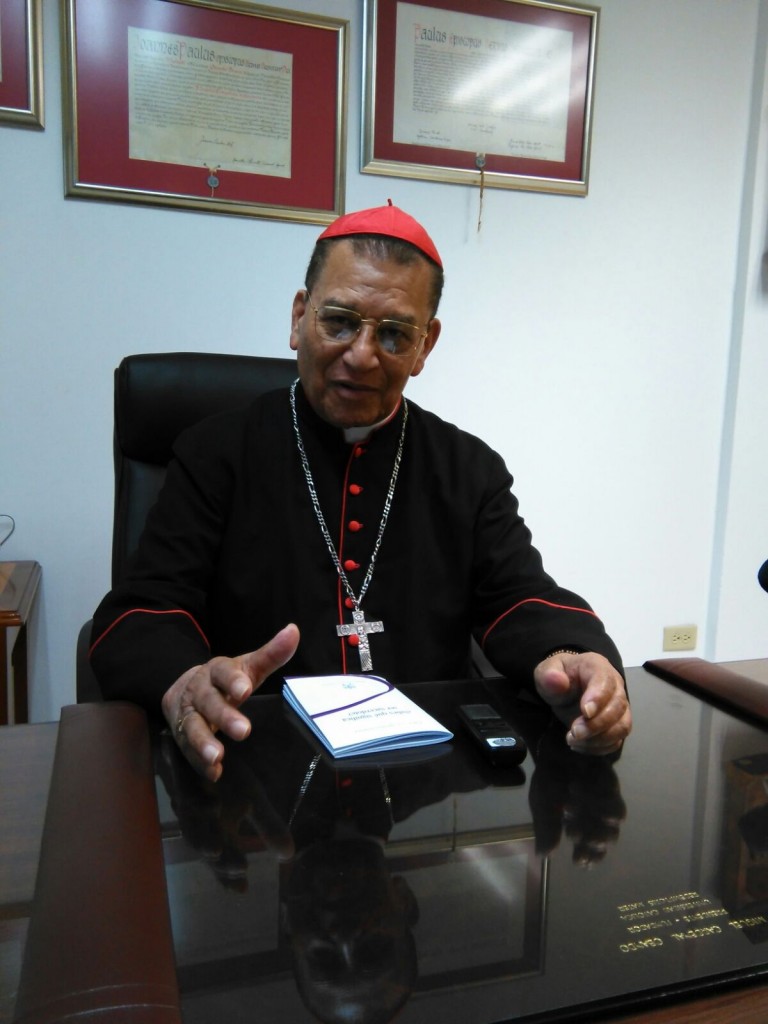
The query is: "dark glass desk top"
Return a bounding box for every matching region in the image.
[153,663,768,1023]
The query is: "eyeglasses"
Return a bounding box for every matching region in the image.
[305,291,429,356]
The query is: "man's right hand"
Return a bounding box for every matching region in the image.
[161,623,300,782]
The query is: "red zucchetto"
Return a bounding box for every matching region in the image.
[317,199,443,268]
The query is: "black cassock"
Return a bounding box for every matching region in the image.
[91,383,622,711]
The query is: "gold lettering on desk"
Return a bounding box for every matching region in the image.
[619,908,660,921]
[682,909,728,923]
[664,898,711,913]
[729,915,767,930]
[620,938,664,953]
[644,891,699,907]
[670,926,722,941]
[616,891,703,917]
[626,920,673,934]
[614,891,732,954]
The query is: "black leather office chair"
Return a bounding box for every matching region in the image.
[76,352,298,702]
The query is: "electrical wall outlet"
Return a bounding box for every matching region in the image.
[662,625,698,651]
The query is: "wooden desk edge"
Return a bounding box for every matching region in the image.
[0,562,42,627]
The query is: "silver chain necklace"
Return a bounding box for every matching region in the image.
[288,752,393,830]
[289,379,408,672]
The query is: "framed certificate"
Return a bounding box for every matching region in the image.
[0,0,44,128]
[362,0,598,196]
[62,0,348,223]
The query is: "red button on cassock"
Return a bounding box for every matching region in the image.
[344,597,355,609]
[347,634,360,647]
[343,559,360,571]
[348,520,363,532]
[354,446,366,458]
[349,484,363,495]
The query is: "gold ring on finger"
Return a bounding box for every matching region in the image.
[176,709,198,735]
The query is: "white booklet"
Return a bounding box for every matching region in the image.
[283,674,453,759]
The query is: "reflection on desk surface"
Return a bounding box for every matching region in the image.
[153,671,768,1023]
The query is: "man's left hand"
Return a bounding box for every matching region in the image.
[533,651,631,756]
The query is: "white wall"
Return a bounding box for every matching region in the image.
[1,0,766,722]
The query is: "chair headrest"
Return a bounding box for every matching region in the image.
[115,352,297,465]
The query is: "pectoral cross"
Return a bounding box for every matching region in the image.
[336,609,384,672]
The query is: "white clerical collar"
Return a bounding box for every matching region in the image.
[342,401,401,444]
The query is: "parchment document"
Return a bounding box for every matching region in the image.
[393,2,573,162]
[128,27,292,177]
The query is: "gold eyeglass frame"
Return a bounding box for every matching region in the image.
[305,291,429,356]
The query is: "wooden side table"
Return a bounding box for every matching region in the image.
[0,561,41,724]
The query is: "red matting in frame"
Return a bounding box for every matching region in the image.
[68,0,344,219]
[1,0,36,117]
[369,0,595,188]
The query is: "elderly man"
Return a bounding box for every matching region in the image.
[90,203,631,781]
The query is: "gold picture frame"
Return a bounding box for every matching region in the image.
[362,0,599,197]
[62,0,348,223]
[0,0,44,129]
